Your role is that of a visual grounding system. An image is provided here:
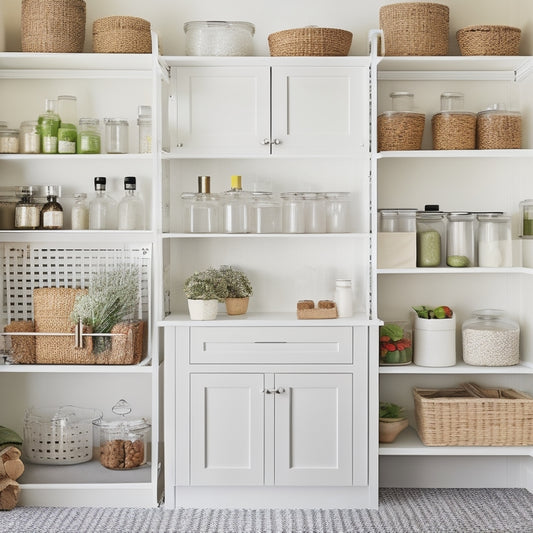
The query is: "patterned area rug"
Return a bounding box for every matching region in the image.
[0,488,532,533]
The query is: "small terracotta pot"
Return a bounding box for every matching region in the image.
[379,417,409,443]
[225,297,249,316]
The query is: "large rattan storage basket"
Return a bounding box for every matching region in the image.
[93,16,152,54]
[413,383,533,446]
[378,111,426,151]
[268,27,352,56]
[21,0,86,53]
[457,25,521,56]
[379,2,449,56]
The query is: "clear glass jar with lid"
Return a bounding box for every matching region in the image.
[477,104,521,149]
[137,105,152,154]
[281,192,305,233]
[184,21,255,56]
[446,212,475,267]
[0,129,19,153]
[71,192,89,230]
[77,118,101,154]
[104,118,129,154]
[519,199,533,236]
[222,175,250,233]
[303,192,326,233]
[325,192,350,233]
[181,176,220,233]
[462,309,519,366]
[249,191,281,233]
[416,211,446,267]
[477,213,512,267]
[379,209,398,232]
[19,121,40,154]
[14,186,40,230]
[432,92,476,150]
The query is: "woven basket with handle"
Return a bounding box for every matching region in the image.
[21,0,86,53]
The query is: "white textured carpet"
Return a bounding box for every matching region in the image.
[0,488,532,532]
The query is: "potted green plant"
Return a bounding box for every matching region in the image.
[183,267,228,320]
[219,266,253,315]
[379,401,409,443]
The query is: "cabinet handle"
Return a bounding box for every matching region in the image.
[176,143,183,148]
[274,387,285,394]
[271,138,281,145]
[262,388,273,394]
[261,138,271,145]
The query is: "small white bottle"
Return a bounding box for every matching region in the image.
[89,177,117,230]
[335,279,353,318]
[71,193,89,230]
[118,176,145,230]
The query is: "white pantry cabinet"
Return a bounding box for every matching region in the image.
[0,50,162,507]
[171,62,367,157]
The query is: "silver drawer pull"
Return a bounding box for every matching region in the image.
[262,387,285,395]
[254,341,288,344]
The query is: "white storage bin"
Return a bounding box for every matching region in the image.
[413,314,456,367]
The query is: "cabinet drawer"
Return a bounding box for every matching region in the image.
[190,327,353,364]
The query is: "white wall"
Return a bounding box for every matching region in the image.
[1,0,529,56]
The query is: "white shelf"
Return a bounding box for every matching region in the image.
[376,267,526,275]
[163,232,369,239]
[377,149,533,159]
[0,230,155,244]
[379,361,533,375]
[0,361,153,373]
[0,153,153,161]
[379,427,533,456]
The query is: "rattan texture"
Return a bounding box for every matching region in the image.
[21,0,86,53]
[379,2,449,56]
[457,25,521,56]
[378,112,425,151]
[93,16,152,54]
[268,27,352,56]
[414,384,533,446]
[477,112,522,149]
[432,112,477,150]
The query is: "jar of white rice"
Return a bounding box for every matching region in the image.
[462,309,519,366]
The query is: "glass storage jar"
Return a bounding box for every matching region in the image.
[303,192,326,233]
[379,209,398,232]
[325,192,350,233]
[519,199,533,236]
[462,309,519,366]
[181,176,220,233]
[249,191,281,233]
[0,129,19,153]
[432,92,476,150]
[477,213,512,267]
[19,121,40,154]
[397,208,417,232]
[71,192,89,230]
[446,212,475,267]
[93,399,151,470]
[0,197,17,230]
[15,186,40,229]
[77,118,101,154]
[379,322,413,365]
[416,211,446,267]
[280,192,305,233]
[184,21,255,56]
[104,118,129,154]
[137,105,152,154]
[477,104,521,149]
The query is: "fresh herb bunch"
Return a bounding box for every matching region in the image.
[183,267,229,301]
[219,266,253,298]
[71,265,140,352]
[379,401,405,419]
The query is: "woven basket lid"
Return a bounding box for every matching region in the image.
[93,16,151,33]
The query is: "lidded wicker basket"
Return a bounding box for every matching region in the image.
[21,0,86,53]
[93,16,152,54]
[379,2,449,56]
[457,25,521,56]
[268,26,352,56]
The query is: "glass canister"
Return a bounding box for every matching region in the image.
[222,175,250,233]
[0,196,17,229]
[249,191,281,233]
[14,186,40,229]
[137,105,152,154]
[325,192,350,233]
[379,209,398,232]
[0,129,19,153]
[303,192,326,233]
[77,118,101,154]
[19,121,40,154]
[104,118,129,154]
[280,192,305,233]
[477,213,512,267]
[57,95,77,154]
[519,199,533,237]
[93,399,151,470]
[397,208,417,232]
[184,21,255,56]
[462,309,519,366]
[379,322,412,365]
[477,104,521,149]
[432,92,476,150]
[71,192,89,230]
[446,212,475,267]
[181,176,220,233]
[416,211,446,267]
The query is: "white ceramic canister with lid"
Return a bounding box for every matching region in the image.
[335,279,353,318]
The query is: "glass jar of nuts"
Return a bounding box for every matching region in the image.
[92,399,151,470]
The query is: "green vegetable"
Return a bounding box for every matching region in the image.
[380,323,404,341]
[447,255,470,267]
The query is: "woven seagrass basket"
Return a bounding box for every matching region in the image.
[457,25,521,56]
[414,383,533,446]
[268,27,352,56]
[378,111,426,151]
[93,16,152,54]
[379,2,449,56]
[432,112,477,150]
[21,0,86,53]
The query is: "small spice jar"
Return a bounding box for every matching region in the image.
[19,121,40,154]
[77,118,101,154]
[104,118,129,154]
[462,309,519,366]
[93,399,151,470]
[0,129,19,153]
[14,186,40,230]
[477,104,521,149]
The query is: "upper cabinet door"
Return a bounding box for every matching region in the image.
[271,66,368,156]
[173,66,270,156]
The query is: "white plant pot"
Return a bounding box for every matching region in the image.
[187,299,218,321]
[414,314,456,367]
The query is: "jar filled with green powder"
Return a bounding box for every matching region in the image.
[416,211,446,267]
[519,199,533,237]
[77,118,101,154]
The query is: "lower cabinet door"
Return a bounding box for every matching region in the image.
[190,373,264,485]
[274,373,353,486]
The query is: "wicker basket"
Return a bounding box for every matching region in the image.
[93,16,152,54]
[413,383,533,446]
[268,27,352,56]
[432,112,477,150]
[457,25,521,56]
[379,2,449,56]
[378,111,426,151]
[21,0,86,53]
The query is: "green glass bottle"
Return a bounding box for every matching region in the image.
[38,99,60,154]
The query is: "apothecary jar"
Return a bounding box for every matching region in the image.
[416,211,446,267]
[477,213,512,268]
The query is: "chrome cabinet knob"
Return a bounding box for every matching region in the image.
[272,139,281,145]
[274,387,285,394]
[261,138,271,145]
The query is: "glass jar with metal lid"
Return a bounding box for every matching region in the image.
[77,118,101,154]
[325,192,351,233]
[280,192,305,233]
[104,118,129,154]
[432,92,476,150]
[19,121,40,154]
[477,104,521,149]
[303,192,326,233]
[477,213,512,267]
[249,191,281,233]
[14,186,40,230]
[181,176,220,233]
[446,212,475,267]
[416,211,446,267]
[184,21,255,56]
[0,129,19,153]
